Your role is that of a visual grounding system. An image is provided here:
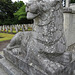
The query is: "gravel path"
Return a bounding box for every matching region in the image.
[0,40,10,51]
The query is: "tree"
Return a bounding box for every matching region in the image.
[14,5,26,20]
[13,1,24,12]
[70,0,75,3]
[0,0,13,25]
[14,5,33,24]
[0,0,25,25]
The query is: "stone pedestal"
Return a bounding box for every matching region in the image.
[0,49,74,75]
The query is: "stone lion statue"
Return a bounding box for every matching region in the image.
[6,0,72,75]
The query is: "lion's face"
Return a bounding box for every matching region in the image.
[26,0,60,20]
[26,1,40,19]
[26,0,52,20]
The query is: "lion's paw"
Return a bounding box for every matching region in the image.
[12,48,21,55]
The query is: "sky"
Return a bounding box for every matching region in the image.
[12,0,28,3]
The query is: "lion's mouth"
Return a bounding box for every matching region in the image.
[27,12,39,19]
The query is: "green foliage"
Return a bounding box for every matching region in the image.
[0,0,33,25]
[13,1,24,11]
[0,0,25,25]
[14,4,33,24]
[0,0,14,25]
[70,0,75,3]
[14,5,26,20]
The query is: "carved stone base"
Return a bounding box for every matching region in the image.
[3,49,75,75]
[0,58,26,75]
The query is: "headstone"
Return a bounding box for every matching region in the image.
[25,24,28,30]
[13,25,15,28]
[15,25,16,30]
[6,27,8,32]
[0,26,2,31]
[22,25,25,31]
[15,26,18,33]
[3,25,5,31]
[18,25,21,30]
[0,0,75,75]
[10,26,13,32]
[7,26,10,29]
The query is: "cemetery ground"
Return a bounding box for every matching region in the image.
[0,33,14,52]
[0,24,32,51]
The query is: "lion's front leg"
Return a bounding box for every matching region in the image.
[6,32,32,55]
[6,32,23,55]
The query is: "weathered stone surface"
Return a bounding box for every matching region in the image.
[0,67,8,75]
[4,49,74,75]
[0,58,26,75]
[3,49,75,75]
[2,0,75,75]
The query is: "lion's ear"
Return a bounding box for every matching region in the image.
[50,0,61,6]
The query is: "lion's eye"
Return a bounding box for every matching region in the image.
[26,3,31,7]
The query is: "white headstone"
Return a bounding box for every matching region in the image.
[6,27,8,32]
[25,24,28,30]
[10,26,13,32]
[22,25,25,32]
[16,26,18,33]
[3,25,5,31]
[0,26,2,31]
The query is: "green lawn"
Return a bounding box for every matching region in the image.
[0,28,32,42]
[0,33,15,42]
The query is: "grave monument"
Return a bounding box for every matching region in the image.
[0,0,75,75]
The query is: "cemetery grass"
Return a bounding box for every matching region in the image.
[0,33,14,42]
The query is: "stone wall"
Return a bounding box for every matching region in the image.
[70,3,75,11]
[63,7,75,47]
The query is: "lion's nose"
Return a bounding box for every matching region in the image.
[26,3,31,12]
[25,7,28,12]
[26,2,31,7]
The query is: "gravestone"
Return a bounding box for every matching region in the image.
[15,26,18,33]
[7,26,10,29]
[25,24,28,30]
[18,25,21,30]
[10,26,13,32]
[15,25,17,30]
[0,0,75,75]
[22,25,25,31]
[6,27,8,32]
[0,26,2,31]
[13,25,15,28]
[3,25,5,31]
